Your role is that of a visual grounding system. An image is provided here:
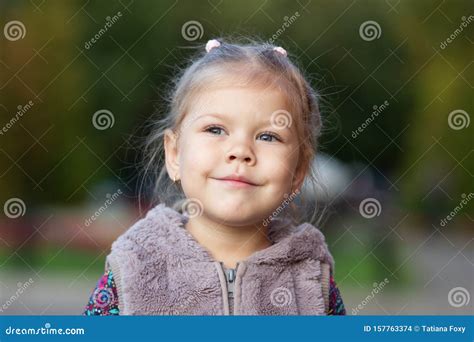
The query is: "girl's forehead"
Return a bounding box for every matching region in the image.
[188,86,292,117]
[182,62,301,112]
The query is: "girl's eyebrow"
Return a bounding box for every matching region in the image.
[195,113,226,121]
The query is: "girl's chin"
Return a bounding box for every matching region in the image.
[206,206,265,225]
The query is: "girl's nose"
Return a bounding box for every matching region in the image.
[225,143,256,166]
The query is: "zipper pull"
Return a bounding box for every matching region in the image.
[219,262,241,315]
[227,268,235,282]
[226,268,235,299]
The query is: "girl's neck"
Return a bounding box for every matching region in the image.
[185,215,272,269]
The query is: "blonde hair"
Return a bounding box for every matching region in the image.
[140,37,324,226]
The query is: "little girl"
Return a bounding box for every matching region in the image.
[84,38,346,315]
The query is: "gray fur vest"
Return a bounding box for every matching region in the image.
[106,203,335,315]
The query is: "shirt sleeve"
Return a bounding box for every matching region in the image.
[83,268,120,316]
[327,271,346,315]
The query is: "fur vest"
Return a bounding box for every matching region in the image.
[106,203,335,315]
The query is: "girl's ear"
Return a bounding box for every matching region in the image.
[164,129,180,181]
[291,160,308,194]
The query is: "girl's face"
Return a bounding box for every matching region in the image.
[165,86,305,227]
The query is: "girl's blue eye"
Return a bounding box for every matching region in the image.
[258,132,281,142]
[204,125,225,135]
[203,125,282,142]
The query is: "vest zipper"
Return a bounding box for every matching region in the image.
[220,261,239,315]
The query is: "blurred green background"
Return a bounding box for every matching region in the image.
[0,0,472,315]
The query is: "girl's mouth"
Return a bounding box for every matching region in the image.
[211,178,258,188]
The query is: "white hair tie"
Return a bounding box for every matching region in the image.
[206,39,221,53]
[273,46,287,57]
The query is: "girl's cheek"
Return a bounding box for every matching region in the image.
[197,136,228,156]
[183,137,219,166]
[261,146,296,168]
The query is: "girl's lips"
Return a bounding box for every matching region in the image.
[212,178,257,188]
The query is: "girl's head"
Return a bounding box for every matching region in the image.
[143,38,322,227]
